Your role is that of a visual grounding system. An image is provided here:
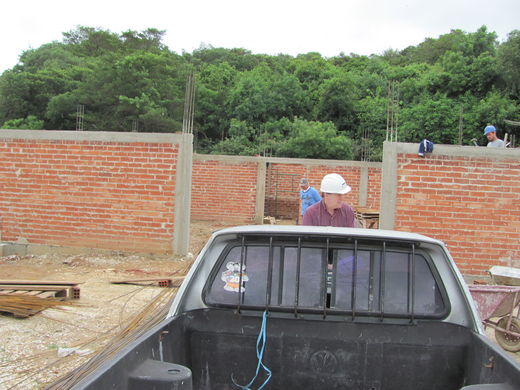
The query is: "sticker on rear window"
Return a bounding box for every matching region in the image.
[221,261,249,292]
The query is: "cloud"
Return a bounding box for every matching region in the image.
[1,0,519,73]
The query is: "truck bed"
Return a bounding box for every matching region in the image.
[77,308,520,390]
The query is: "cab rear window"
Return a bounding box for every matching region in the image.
[204,237,446,318]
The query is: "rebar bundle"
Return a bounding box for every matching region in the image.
[45,288,176,389]
[0,295,74,318]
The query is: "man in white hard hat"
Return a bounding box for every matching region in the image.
[302,173,356,227]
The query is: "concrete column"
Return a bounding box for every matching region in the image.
[379,141,398,230]
[173,133,193,255]
[254,159,267,224]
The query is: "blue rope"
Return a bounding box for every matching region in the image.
[232,310,272,390]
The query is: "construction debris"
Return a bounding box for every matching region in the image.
[110,276,185,288]
[354,207,380,229]
[0,280,81,299]
[263,216,276,224]
[47,288,177,389]
[57,347,92,358]
[0,280,81,317]
[0,295,75,318]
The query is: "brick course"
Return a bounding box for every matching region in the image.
[393,151,520,275]
[0,138,178,253]
[191,158,259,222]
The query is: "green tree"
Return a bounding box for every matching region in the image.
[290,53,336,118]
[353,95,388,160]
[315,73,358,132]
[212,119,258,156]
[399,30,466,65]
[497,30,520,98]
[0,71,33,124]
[227,65,305,125]
[472,91,520,137]
[398,96,461,144]
[62,26,121,57]
[188,46,263,71]
[467,53,499,96]
[396,27,496,66]
[1,115,44,129]
[73,51,186,131]
[276,119,353,160]
[194,62,238,151]
[257,118,291,156]
[120,28,167,52]
[17,42,81,72]
[0,40,90,129]
[45,92,80,130]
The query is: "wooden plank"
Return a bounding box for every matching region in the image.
[0,280,81,286]
[26,290,45,296]
[0,284,76,291]
[111,279,171,287]
[355,207,379,214]
[12,291,33,295]
[36,291,58,299]
[110,276,184,288]
[110,277,183,284]
[0,285,79,299]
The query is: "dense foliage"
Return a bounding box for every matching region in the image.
[1,26,519,160]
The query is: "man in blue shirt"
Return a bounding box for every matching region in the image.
[299,178,321,224]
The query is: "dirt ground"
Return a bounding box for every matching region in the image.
[0,220,519,389]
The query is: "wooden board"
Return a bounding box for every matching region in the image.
[110,277,184,288]
[0,284,80,299]
[0,280,81,286]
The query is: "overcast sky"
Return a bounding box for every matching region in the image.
[1,0,519,73]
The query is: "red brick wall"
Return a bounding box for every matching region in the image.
[265,163,303,219]
[367,167,382,209]
[191,157,258,222]
[394,153,520,275]
[3,133,515,276]
[0,138,178,253]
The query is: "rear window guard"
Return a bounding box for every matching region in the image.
[203,234,449,321]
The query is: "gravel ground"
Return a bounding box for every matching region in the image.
[0,256,186,389]
[0,220,233,389]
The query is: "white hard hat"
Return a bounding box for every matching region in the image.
[320,173,351,194]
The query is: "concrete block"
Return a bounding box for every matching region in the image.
[0,243,27,257]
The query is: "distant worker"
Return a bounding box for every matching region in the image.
[299,178,321,224]
[302,173,356,227]
[484,125,505,148]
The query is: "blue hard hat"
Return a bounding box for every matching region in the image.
[484,125,496,135]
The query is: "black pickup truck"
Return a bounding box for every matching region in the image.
[70,226,520,390]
